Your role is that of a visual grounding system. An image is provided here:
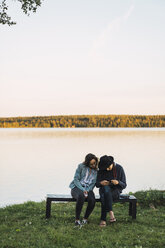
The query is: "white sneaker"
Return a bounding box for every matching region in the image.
[75,220,81,226]
[82,219,88,225]
[74,220,82,229]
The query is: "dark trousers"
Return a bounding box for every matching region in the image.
[71,187,95,220]
[99,185,120,221]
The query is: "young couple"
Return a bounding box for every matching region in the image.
[69,153,127,227]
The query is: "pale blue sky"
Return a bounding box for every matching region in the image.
[0,0,165,117]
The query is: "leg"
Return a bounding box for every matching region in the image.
[104,186,113,212]
[99,188,107,226]
[71,187,85,220]
[46,199,51,218]
[109,188,120,221]
[84,191,95,219]
[99,186,112,222]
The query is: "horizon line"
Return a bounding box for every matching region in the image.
[0,114,165,119]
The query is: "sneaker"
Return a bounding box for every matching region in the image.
[74,220,82,228]
[81,219,88,225]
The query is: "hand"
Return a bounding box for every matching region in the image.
[84,191,88,198]
[100,180,109,186]
[111,180,119,185]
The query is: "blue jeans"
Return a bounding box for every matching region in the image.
[99,185,120,221]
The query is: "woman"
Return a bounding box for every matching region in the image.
[96,155,127,227]
[69,153,98,226]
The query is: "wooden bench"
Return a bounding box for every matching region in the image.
[46,194,137,219]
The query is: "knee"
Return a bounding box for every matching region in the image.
[103,185,111,194]
[77,193,85,203]
[88,197,95,206]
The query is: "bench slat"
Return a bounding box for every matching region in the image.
[46,194,137,201]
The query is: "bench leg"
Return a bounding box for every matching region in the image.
[46,199,51,218]
[132,201,137,219]
[129,202,132,216]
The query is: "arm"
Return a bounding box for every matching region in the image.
[96,172,102,188]
[73,164,85,192]
[118,167,127,189]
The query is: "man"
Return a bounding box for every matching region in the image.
[96,155,127,227]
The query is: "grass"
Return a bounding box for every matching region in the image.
[0,192,165,248]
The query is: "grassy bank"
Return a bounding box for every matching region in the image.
[0,191,165,248]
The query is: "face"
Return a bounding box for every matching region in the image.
[89,159,96,169]
[107,163,113,171]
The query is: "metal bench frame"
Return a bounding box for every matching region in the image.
[46,194,137,219]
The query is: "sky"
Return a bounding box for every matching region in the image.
[0,0,165,117]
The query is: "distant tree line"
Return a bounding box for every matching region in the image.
[0,115,165,128]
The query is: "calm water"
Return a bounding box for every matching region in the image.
[0,128,165,207]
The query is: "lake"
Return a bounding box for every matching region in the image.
[0,128,165,207]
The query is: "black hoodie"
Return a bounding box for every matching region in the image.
[96,163,127,192]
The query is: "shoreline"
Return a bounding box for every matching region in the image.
[1,190,164,209]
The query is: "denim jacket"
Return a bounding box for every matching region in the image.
[69,163,97,192]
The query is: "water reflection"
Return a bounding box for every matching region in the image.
[0,128,165,207]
